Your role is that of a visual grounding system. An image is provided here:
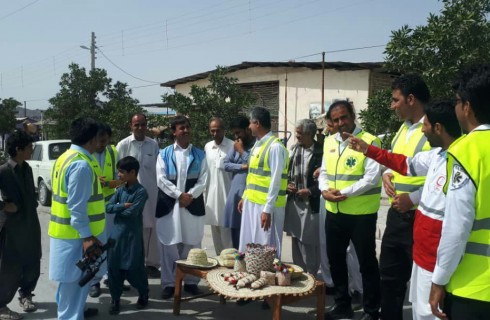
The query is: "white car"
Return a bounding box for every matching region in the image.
[27,140,71,206]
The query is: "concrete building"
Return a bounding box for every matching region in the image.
[160,61,394,146]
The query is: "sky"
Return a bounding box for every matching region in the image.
[0,0,444,110]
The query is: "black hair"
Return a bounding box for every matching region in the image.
[70,117,99,146]
[452,64,490,124]
[391,74,431,103]
[130,113,147,124]
[424,100,462,139]
[325,109,332,121]
[209,117,224,128]
[249,107,271,130]
[230,115,250,130]
[6,130,34,158]
[117,156,140,175]
[97,122,112,137]
[170,115,191,131]
[328,100,355,119]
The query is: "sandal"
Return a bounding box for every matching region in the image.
[19,294,37,313]
[0,307,23,320]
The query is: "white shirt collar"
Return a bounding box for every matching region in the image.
[472,124,490,131]
[173,142,191,152]
[404,115,425,128]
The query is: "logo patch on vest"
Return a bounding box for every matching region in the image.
[450,164,469,190]
[345,156,357,169]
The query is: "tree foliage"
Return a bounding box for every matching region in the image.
[162,66,256,148]
[100,81,143,142]
[384,0,490,98]
[359,89,401,148]
[45,63,142,142]
[0,97,21,150]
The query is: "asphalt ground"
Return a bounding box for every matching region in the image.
[7,199,413,319]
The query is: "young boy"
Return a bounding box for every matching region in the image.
[106,156,149,315]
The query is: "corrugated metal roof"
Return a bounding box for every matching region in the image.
[160,61,385,88]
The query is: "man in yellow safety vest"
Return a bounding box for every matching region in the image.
[48,117,105,319]
[238,107,289,258]
[380,74,431,320]
[319,100,382,320]
[429,64,490,319]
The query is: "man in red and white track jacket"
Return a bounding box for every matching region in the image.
[347,100,461,320]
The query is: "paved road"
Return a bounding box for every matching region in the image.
[8,201,413,319]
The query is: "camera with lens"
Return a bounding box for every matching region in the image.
[76,238,115,287]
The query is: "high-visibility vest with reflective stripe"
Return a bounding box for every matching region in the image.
[324,131,382,214]
[93,145,117,203]
[390,122,431,201]
[444,130,490,302]
[49,149,105,239]
[244,135,289,207]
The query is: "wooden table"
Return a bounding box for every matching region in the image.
[173,263,325,320]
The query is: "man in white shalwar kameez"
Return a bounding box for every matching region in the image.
[155,116,208,299]
[204,118,234,255]
[238,107,288,259]
[116,114,161,277]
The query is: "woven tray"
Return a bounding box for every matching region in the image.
[205,269,316,300]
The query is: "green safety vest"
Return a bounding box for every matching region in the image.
[93,145,117,203]
[390,122,431,202]
[324,131,382,214]
[49,149,105,239]
[243,135,289,207]
[444,130,490,302]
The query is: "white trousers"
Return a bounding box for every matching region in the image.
[239,201,285,259]
[159,242,201,288]
[143,227,161,268]
[210,225,233,255]
[409,262,437,320]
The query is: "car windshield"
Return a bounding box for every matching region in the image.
[49,143,71,160]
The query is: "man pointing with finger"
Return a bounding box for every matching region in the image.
[238,107,288,258]
[318,100,382,320]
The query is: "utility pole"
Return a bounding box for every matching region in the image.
[90,32,96,72]
[24,101,27,117]
[321,51,325,114]
[81,32,97,71]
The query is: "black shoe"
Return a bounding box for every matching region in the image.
[103,278,109,286]
[183,284,202,295]
[161,286,175,300]
[136,295,149,309]
[84,307,99,318]
[122,284,131,291]
[89,284,101,298]
[358,312,378,320]
[109,300,120,315]
[351,291,363,311]
[325,303,353,320]
[145,266,161,278]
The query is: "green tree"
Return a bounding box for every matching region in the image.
[384,0,490,98]
[0,98,21,150]
[46,63,142,142]
[101,81,143,143]
[162,66,256,148]
[359,89,401,148]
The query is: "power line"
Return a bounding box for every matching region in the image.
[97,48,161,84]
[289,44,386,61]
[0,0,42,22]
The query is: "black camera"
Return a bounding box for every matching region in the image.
[76,238,115,287]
